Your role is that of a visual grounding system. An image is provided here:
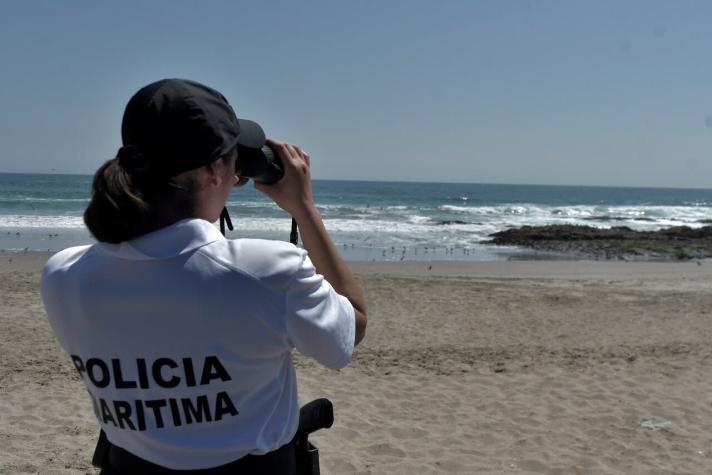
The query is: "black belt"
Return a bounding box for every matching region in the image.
[95,431,297,475]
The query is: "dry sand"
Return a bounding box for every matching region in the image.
[1,251,712,474]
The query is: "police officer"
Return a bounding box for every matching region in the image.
[41,79,367,474]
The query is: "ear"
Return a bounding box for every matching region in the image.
[205,160,224,187]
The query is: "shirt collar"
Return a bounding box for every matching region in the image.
[96,218,225,260]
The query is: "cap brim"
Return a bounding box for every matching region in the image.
[236,119,266,149]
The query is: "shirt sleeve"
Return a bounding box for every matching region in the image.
[284,251,356,369]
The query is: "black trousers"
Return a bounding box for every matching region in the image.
[98,439,297,475]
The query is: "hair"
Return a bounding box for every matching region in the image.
[83,147,202,243]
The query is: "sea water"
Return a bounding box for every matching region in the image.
[1,173,711,261]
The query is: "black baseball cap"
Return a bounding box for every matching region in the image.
[120,78,265,177]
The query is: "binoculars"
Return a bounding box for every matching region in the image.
[236,144,284,185]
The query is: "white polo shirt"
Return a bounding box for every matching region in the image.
[40,218,355,470]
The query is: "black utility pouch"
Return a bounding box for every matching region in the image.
[301,441,321,475]
[91,430,110,469]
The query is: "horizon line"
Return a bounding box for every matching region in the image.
[0,170,709,192]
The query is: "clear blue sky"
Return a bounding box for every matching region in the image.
[1,0,711,187]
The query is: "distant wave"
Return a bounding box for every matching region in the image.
[438,203,712,225]
[0,197,89,203]
[583,216,656,222]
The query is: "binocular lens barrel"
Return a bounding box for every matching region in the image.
[236,145,284,185]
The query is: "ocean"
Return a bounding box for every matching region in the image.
[1,172,711,261]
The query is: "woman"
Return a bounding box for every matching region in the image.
[40,79,367,473]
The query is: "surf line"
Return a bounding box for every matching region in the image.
[71,354,238,431]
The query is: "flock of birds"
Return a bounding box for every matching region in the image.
[341,242,474,261]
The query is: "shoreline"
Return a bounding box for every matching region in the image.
[5,224,712,265]
[5,250,712,280]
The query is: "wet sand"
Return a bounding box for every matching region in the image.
[2,252,711,474]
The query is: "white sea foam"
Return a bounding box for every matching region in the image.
[3,203,711,236]
[0,197,89,203]
[438,203,712,225]
[224,200,275,208]
[0,215,86,228]
[408,215,431,224]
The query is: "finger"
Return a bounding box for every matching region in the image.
[291,143,304,157]
[265,138,284,149]
[266,139,296,164]
[292,145,311,167]
[284,143,300,161]
[284,143,306,171]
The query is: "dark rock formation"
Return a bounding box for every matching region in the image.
[486,225,712,260]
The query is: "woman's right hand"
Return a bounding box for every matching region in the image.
[254,139,316,220]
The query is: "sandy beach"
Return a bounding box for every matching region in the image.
[1,252,711,474]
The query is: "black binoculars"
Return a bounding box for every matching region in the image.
[224,143,297,245]
[236,144,284,185]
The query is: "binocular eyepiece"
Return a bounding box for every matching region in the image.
[235,144,284,185]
